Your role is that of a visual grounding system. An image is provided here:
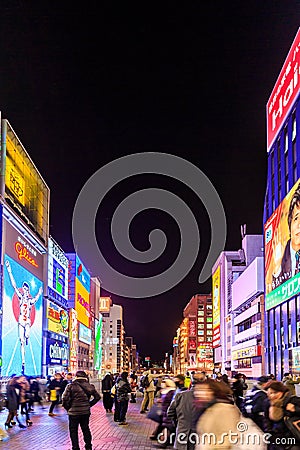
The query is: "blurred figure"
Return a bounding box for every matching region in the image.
[241,375,269,430]
[184,372,192,389]
[18,375,32,426]
[129,371,138,403]
[115,371,131,425]
[150,378,176,448]
[5,375,26,429]
[167,374,213,450]
[232,373,248,411]
[282,372,300,395]
[196,381,240,450]
[61,373,73,396]
[48,372,62,416]
[101,372,114,413]
[264,380,300,450]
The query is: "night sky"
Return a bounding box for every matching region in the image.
[0,2,299,361]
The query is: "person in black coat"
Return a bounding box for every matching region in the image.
[5,376,26,429]
[241,376,269,430]
[62,370,100,450]
[101,373,114,413]
[232,373,248,411]
[115,372,131,425]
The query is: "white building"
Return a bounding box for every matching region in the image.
[101,304,125,374]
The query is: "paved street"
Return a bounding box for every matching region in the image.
[0,397,160,450]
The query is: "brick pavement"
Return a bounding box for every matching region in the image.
[0,397,161,450]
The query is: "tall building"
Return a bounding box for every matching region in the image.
[212,251,245,374]
[0,118,49,377]
[102,304,124,374]
[264,28,300,378]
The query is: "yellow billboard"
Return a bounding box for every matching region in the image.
[3,121,49,243]
[75,278,90,327]
[212,266,221,348]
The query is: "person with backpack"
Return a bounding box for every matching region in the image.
[241,375,270,430]
[115,372,131,425]
[140,370,157,414]
[62,370,100,450]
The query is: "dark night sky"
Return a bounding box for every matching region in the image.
[0,2,299,361]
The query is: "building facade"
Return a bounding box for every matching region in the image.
[264,28,300,378]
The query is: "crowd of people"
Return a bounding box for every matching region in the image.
[100,369,300,450]
[2,369,300,449]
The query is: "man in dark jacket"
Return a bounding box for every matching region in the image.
[62,370,101,450]
[241,375,269,430]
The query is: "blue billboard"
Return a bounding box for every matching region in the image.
[2,254,43,376]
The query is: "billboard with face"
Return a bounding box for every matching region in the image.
[265,179,300,310]
[2,254,43,375]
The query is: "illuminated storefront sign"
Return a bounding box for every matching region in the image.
[46,338,68,366]
[47,300,69,337]
[78,323,92,345]
[48,237,69,308]
[75,279,90,327]
[4,121,49,242]
[67,253,90,327]
[69,309,77,372]
[267,28,300,151]
[265,178,300,309]
[188,318,197,337]
[99,296,111,313]
[292,346,300,372]
[212,266,221,348]
[232,346,259,361]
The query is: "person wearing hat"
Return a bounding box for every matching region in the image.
[241,375,270,430]
[62,370,101,450]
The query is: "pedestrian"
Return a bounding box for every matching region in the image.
[61,373,73,396]
[282,372,300,395]
[263,380,300,450]
[18,375,32,426]
[140,370,158,414]
[115,371,131,425]
[48,372,63,416]
[167,373,213,450]
[241,375,269,430]
[101,372,114,413]
[4,375,26,429]
[232,373,248,411]
[129,371,138,403]
[62,370,100,450]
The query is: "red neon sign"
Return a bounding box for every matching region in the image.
[267,28,300,151]
[14,242,38,268]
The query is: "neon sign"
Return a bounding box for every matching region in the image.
[15,242,38,268]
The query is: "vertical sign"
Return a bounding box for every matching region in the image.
[212,265,221,348]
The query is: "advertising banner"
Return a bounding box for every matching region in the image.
[78,323,92,345]
[94,316,103,371]
[2,254,43,375]
[46,338,68,366]
[188,318,197,337]
[99,296,111,313]
[47,300,69,337]
[75,278,90,327]
[48,237,69,308]
[69,308,77,373]
[76,255,90,292]
[4,121,49,242]
[212,266,221,348]
[265,179,300,309]
[267,28,300,151]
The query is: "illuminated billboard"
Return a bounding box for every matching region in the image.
[78,323,92,345]
[69,308,78,373]
[2,254,43,375]
[47,300,69,337]
[267,28,300,151]
[67,253,91,327]
[48,237,69,307]
[3,120,49,242]
[212,266,221,348]
[265,179,300,310]
[94,316,103,371]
